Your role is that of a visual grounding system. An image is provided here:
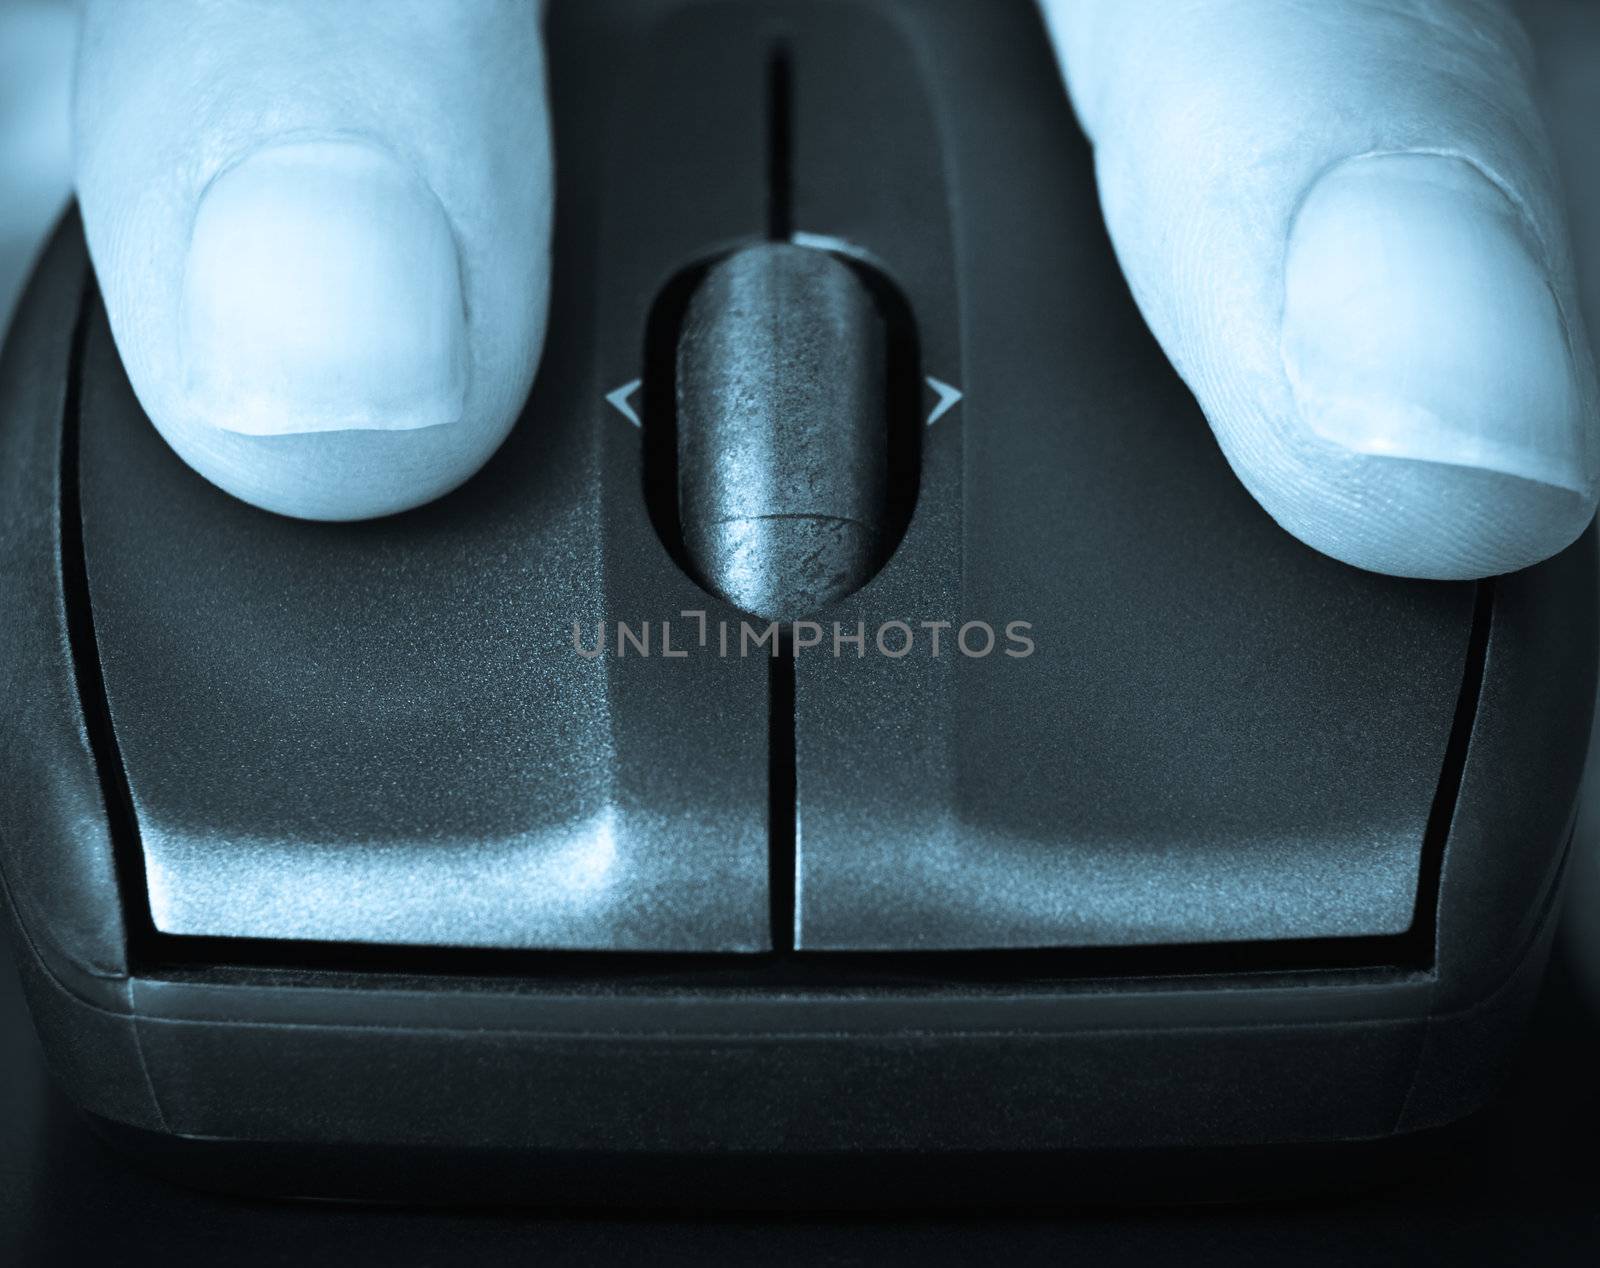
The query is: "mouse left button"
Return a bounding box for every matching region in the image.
[73,294,772,955]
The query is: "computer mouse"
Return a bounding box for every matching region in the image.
[1,0,1594,1202]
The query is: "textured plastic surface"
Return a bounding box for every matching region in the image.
[77,298,772,951]
[0,226,127,981]
[0,0,1595,1191]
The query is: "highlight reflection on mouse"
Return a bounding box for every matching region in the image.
[2,0,1599,1206]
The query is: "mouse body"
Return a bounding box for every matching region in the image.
[1,0,1594,1200]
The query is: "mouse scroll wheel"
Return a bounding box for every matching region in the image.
[676,242,889,621]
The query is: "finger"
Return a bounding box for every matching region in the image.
[1041,0,1599,579]
[74,0,552,520]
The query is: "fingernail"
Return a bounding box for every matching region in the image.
[180,139,467,435]
[1282,153,1590,495]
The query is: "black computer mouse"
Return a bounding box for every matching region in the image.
[1,0,1594,1201]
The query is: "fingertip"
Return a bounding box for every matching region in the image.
[160,421,522,522]
[1042,0,1600,580]
[1272,151,1598,577]
[1257,454,1596,580]
[180,140,469,439]
[1282,153,1594,498]
[74,0,552,523]
[159,137,520,521]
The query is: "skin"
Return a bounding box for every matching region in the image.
[74,0,1599,578]
[76,0,551,520]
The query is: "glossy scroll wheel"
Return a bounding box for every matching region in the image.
[676,242,891,621]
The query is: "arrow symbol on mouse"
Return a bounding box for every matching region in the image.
[925,376,962,426]
[605,378,643,427]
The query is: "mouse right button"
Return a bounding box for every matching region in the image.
[786,0,1483,953]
